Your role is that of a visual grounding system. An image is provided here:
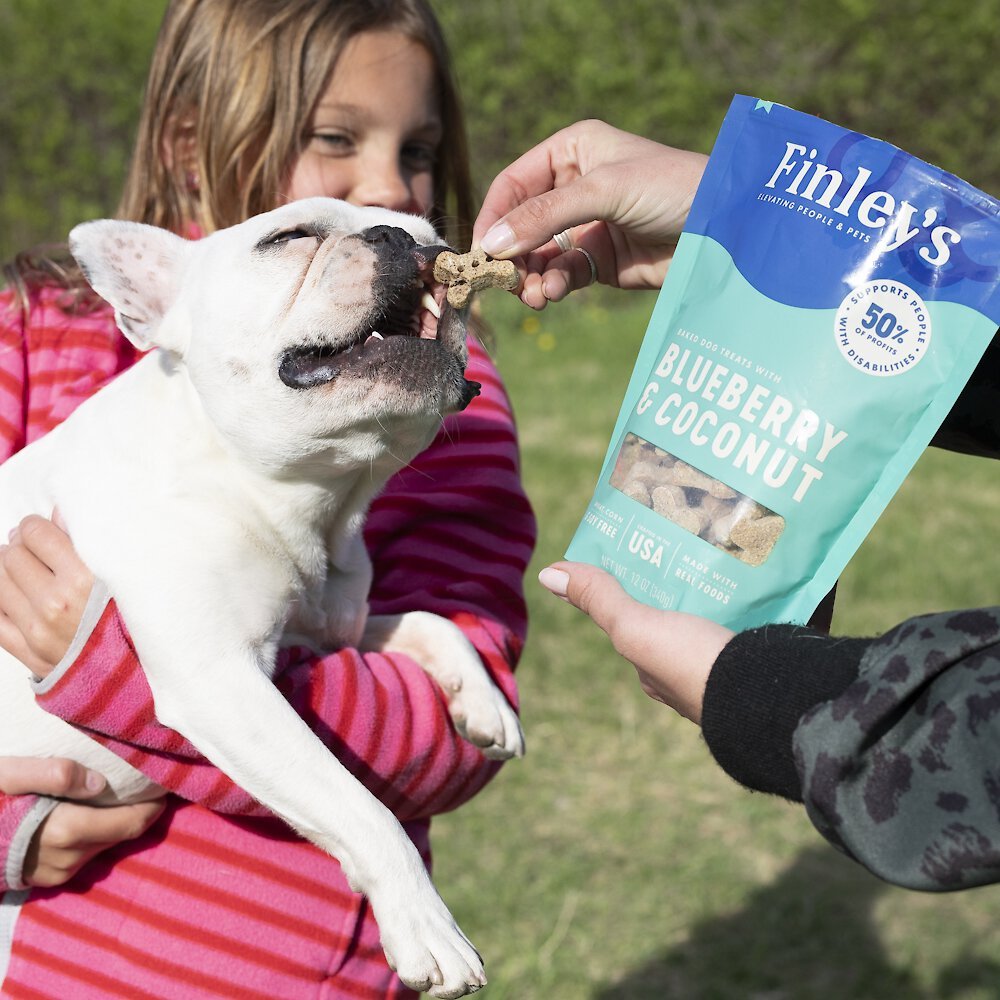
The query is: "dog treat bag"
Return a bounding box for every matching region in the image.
[566,95,1000,630]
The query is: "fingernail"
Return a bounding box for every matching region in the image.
[85,770,107,793]
[480,222,515,256]
[538,566,569,597]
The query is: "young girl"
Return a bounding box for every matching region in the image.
[0,1,535,997]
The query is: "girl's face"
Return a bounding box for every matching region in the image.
[282,30,441,216]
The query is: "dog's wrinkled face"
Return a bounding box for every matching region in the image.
[70,198,479,475]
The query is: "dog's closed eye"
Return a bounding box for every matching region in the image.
[270,228,318,244]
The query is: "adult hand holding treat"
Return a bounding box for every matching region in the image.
[474,119,708,308]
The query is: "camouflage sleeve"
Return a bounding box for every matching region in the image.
[794,607,1000,891]
[703,608,1000,891]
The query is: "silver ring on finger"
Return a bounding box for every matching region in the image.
[553,229,573,253]
[574,246,598,286]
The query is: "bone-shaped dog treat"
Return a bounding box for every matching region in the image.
[729,513,785,566]
[434,248,518,308]
[609,432,787,566]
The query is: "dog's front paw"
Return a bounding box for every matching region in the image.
[379,899,486,998]
[448,680,525,760]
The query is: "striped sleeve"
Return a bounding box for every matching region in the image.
[0,294,33,887]
[0,291,28,461]
[0,794,40,890]
[36,338,536,823]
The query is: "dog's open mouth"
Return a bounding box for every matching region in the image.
[279,243,459,391]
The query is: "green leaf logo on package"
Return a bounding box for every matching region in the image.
[566,95,1000,630]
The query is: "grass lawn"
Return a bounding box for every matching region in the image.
[431,288,1000,999]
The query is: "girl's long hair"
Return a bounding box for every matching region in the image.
[5,0,474,309]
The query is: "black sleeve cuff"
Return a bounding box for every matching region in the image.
[701,625,870,801]
[931,327,1000,459]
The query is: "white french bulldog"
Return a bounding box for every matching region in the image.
[0,197,525,998]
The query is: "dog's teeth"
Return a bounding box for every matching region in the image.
[421,290,441,319]
[371,331,384,340]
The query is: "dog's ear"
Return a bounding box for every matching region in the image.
[69,220,191,355]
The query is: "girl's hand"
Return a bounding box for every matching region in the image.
[0,756,166,888]
[474,119,708,309]
[0,514,94,677]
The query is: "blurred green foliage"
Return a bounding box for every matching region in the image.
[438,0,1000,201]
[0,0,166,259]
[3,0,1000,260]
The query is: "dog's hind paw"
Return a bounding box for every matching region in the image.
[361,610,526,761]
[449,682,525,760]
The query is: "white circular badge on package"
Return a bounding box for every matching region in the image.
[835,279,932,377]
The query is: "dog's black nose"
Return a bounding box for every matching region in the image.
[360,225,417,255]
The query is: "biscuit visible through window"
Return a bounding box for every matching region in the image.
[609,432,784,566]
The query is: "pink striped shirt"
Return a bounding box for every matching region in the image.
[0,284,535,998]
